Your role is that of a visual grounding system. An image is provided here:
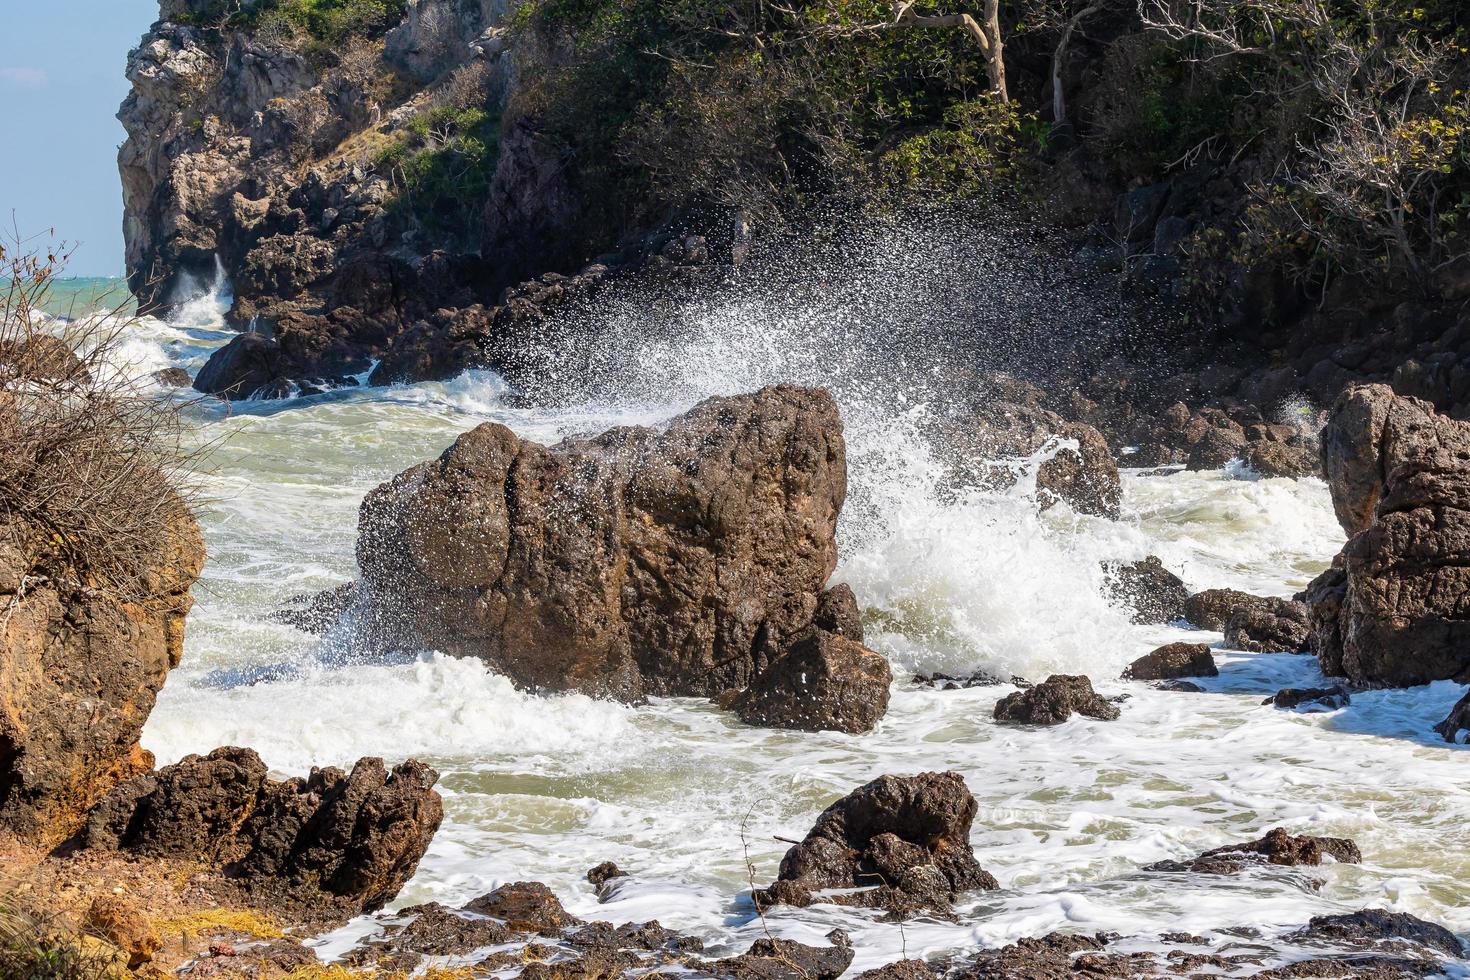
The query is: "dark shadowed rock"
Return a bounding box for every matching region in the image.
[1155,679,1206,692]
[760,772,995,917]
[193,331,293,399]
[1146,827,1361,875]
[994,675,1120,724]
[1433,690,1470,743]
[1102,556,1188,624]
[1123,643,1217,681]
[151,366,193,388]
[949,934,1121,980]
[354,386,890,727]
[1247,440,1320,479]
[1292,910,1464,958]
[270,581,356,634]
[1265,686,1351,711]
[84,746,442,918]
[1186,425,1249,470]
[587,862,626,888]
[1308,384,1470,686]
[1183,588,1270,631]
[732,630,892,734]
[1223,598,1312,653]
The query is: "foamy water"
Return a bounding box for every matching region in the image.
[84,248,1470,970]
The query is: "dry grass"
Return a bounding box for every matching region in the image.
[0,233,199,606]
[0,901,127,979]
[156,907,285,940]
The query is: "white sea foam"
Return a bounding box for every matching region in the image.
[126,238,1470,968]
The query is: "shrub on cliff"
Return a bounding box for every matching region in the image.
[0,238,197,604]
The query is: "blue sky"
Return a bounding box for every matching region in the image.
[0,2,161,277]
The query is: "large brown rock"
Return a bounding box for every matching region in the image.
[1146,827,1361,875]
[354,386,890,719]
[1222,598,1312,653]
[760,772,995,916]
[1122,643,1217,681]
[1433,690,1470,743]
[1102,556,1188,624]
[1309,384,1470,685]
[84,746,442,918]
[732,629,892,734]
[0,509,204,846]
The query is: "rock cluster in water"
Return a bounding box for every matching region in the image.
[352,385,891,732]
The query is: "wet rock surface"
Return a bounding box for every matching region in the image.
[82,746,442,919]
[1146,828,1361,875]
[1183,588,1272,631]
[1309,384,1470,686]
[758,772,997,917]
[1433,690,1470,743]
[1123,642,1217,681]
[993,674,1121,724]
[1223,597,1312,653]
[1265,686,1352,711]
[1102,556,1188,625]
[352,386,891,729]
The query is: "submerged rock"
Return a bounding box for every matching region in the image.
[1309,384,1470,686]
[759,771,996,917]
[993,674,1120,724]
[1102,556,1188,624]
[465,881,583,935]
[353,386,891,728]
[1123,642,1217,681]
[83,746,442,918]
[1264,686,1351,711]
[1292,909,1464,958]
[1146,827,1361,875]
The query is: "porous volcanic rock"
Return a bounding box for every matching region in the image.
[0,507,204,846]
[732,630,892,734]
[704,934,855,980]
[1222,598,1312,653]
[1123,643,1217,681]
[758,772,996,916]
[1308,384,1470,686]
[83,746,442,918]
[1183,588,1271,631]
[993,674,1120,724]
[1102,556,1189,624]
[1146,828,1361,875]
[353,386,890,726]
[1292,909,1464,958]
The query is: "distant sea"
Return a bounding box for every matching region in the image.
[32,276,133,318]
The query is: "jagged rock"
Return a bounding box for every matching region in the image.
[465,881,584,935]
[1247,440,1320,479]
[1433,690,1470,743]
[1102,556,1188,624]
[1264,686,1350,711]
[993,675,1120,724]
[731,629,892,734]
[759,772,996,916]
[705,934,854,980]
[1146,827,1361,874]
[386,903,512,955]
[151,366,193,387]
[354,386,889,724]
[1308,384,1470,686]
[912,670,1023,689]
[83,746,442,918]
[1222,598,1312,653]
[587,862,626,888]
[1186,425,1249,470]
[0,506,203,846]
[271,582,356,634]
[1123,643,1217,681]
[949,934,1123,980]
[1183,588,1270,631]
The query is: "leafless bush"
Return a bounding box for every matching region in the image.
[0,895,118,980]
[0,234,199,606]
[434,61,492,113]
